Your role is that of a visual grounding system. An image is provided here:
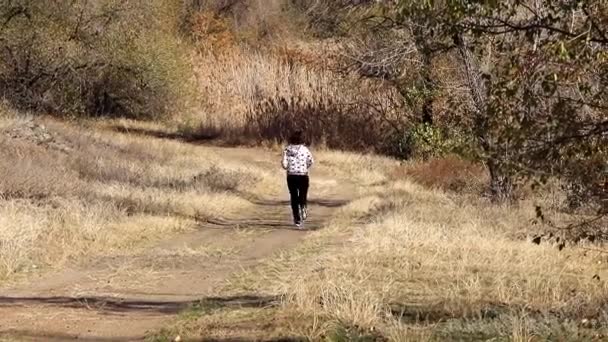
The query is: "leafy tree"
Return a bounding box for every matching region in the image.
[333,0,607,212]
[390,0,607,211]
[0,0,192,119]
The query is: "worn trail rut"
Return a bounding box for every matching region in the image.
[0,147,354,341]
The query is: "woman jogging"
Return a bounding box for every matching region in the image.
[281,130,314,228]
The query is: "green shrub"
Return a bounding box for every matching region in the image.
[0,0,193,119]
[390,123,477,160]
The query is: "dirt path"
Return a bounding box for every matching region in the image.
[0,147,354,342]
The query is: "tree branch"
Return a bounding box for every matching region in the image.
[462,16,608,45]
[581,4,608,45]
[1,5,29,28]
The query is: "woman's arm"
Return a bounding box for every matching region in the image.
[281,148,289,170]
[306,148,314,168]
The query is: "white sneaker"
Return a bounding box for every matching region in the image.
[295,222,303,229]
[301,206,308,221]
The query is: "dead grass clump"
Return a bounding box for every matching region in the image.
[0,200,48,277]
[316,150,398,187]
[0,138,79,200]
[0,198,121,279]
[196,165,258,193]
[396,155,489,194]
[244,95,394,153]
[68,127,176,187]
[152,306,312,342]
[90,181,252,221]
[72,151,149,186]
[191,47,343,130]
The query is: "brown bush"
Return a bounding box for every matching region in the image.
[0,0,193,119]
[243,95,396,153]
[395,156,488,194]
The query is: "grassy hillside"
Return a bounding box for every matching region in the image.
[0,1,606,340]
[152,156,608,341]
[0,105,282,280]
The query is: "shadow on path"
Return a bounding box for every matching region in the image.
[0,295,298,341]
[0,331,137,342]
[110,125,218,143]
[204,217,324,231]
[0,294,280,315]
[234,190,351,209]
[0,331,305,342]
[198,338,305,342]
[249,198,350,208]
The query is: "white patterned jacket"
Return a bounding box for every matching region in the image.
[281,144,314,176]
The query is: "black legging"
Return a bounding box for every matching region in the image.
[287,175,309,223]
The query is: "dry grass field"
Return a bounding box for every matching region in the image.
[154,156,608,341]
[0,105,280,282]
[1,103,606,340]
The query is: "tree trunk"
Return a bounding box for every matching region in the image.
[487,158,514,201]
[453,33,513,201]
[413,28,434,125]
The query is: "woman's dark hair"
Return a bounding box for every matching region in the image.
[288,130,304,145]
